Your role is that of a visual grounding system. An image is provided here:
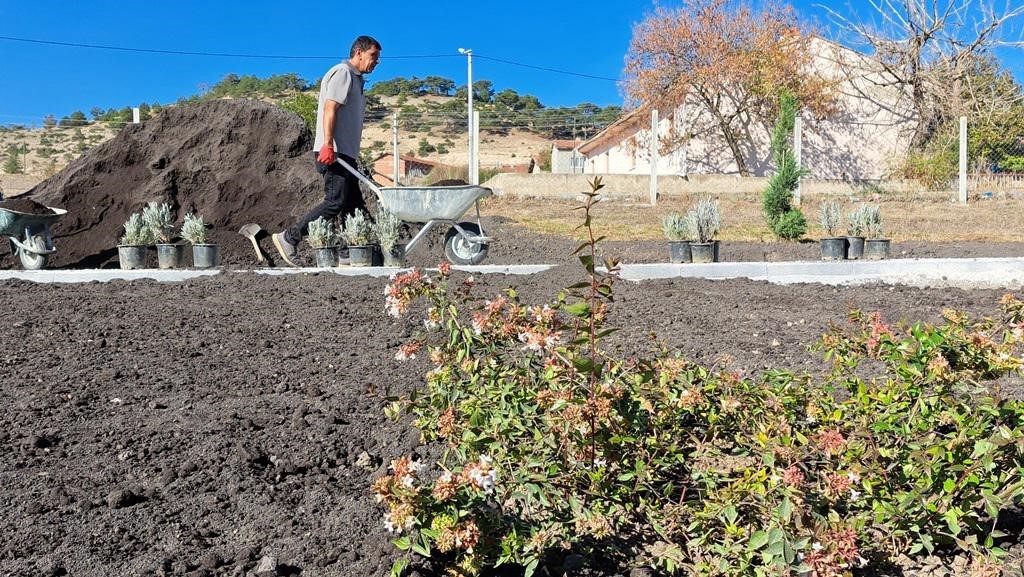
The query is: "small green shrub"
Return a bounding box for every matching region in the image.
[306,216,337,249]
[863,204,883,239]
[660,212,689,240]
[119,212,155,246]
[686,196,721,243]
[375,207,402,251]
[341,209,373,246]
[774,209,808,241]
[181,213,208,244]
[847,204,871,237]
[896,149,956,190]
[141,202,175,243]
[818,200,842,237]
[376,179,1024,577]
[279,92,317,134]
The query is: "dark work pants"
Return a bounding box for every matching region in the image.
[285,153,366,246]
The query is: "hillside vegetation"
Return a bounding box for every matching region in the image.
[1,72,622,193]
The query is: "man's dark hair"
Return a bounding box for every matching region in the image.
[350,35,381,57]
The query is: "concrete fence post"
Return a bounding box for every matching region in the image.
[472,111,480,185]
[392,112,399,186]
[794,116,802,207]
[650,108,659,205]
[959,116,968,204]
[132,107,140,124]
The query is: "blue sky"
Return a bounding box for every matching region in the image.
[0,1,1020,125]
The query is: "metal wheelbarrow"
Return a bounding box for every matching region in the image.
[337,159,493,265]
[0,205,67,270]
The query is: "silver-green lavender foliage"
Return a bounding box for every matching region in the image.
[181,213,208,244]
[818,200,843,237]
[120,212,155,246]
[661,212,690,241]
[307,216,337,249]
[864,204,883,238]
[686,197,721,243]
[142,202,175,243]
[342,209,373,246]
[375,207,402,250]
[847,204,872,237]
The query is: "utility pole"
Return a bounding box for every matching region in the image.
[458,48,474,184]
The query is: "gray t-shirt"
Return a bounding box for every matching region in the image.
[314,61,366,158]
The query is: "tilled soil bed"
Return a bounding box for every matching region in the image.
[2,244,1024,576]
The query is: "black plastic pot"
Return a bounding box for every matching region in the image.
[313,246,338,268]
[118,245,148,270]
[383,244,406,267]
[820,237,847,261]
[191,244,220,269]
[846,236,865,260]
[667,240,692,263]
[864,239,891,260]
[348,245,373,267]
[156,244,186,269]
[690,242,717,263]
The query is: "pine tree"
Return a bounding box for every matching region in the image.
[761,91,808,240]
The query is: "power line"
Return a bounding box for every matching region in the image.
[0,35,452,60]
[474,55,620,82]
[0,35,621,82]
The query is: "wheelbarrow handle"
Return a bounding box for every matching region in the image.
[335,157,385,202]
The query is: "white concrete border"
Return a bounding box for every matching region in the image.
[0,260,1021,289]
[0,265,557,284]
[617,257,1024,289]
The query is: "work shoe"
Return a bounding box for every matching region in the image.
[272,232,299,267]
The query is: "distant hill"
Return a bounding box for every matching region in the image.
[0,73,622,194]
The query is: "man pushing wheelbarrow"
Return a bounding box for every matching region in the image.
[272,35,382,267]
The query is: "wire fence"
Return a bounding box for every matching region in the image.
[3,99,1024,201]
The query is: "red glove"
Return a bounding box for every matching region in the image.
[317,143,336,165]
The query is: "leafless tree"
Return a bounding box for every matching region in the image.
[822,0,1024,148]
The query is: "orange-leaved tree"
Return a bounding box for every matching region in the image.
[623,0,834,176]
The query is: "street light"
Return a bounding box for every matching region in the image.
[458,48,475,184]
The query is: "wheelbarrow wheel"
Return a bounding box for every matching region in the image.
[19,234,49,270]
[444,223,488,265]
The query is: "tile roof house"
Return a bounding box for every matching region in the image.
[370,154,455,186]
[578,37,917,181]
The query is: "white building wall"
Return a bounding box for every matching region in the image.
[583,38,917,181]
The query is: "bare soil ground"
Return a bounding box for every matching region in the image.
[1,231,1023,577]
[3,98,1023,577]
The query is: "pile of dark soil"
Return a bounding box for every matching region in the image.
[0,262,1022,576]
[21,99,380,269]
[0,197,55,215]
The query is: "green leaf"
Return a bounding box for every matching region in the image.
[390,558,409,577]
[524,558,539,577]
[778,497,793,523]
[748,531,770,551]
[563,302,591,318]
[722,505,738,525]
[943,478,956,493]
[944,511,962,536]
[392,536,412,550]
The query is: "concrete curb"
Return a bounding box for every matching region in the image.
[616,257,1024,289]
[0,260,1021,289]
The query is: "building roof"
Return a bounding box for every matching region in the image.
[577,106,649,156]
[552,139,580,151]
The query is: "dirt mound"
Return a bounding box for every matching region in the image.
[22,99,376,269]
[0,197,54,215]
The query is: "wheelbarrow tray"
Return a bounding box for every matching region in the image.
[0,206,67,236]
[378,185,492,223]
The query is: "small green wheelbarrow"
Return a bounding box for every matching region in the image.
[0,205,67,269]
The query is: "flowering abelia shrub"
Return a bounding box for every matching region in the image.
[374,184,1024,577]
